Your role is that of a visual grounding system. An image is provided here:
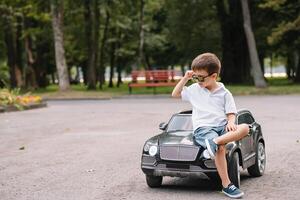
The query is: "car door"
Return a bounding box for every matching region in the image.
[238,112,255,161]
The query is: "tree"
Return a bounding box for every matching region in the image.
[50,0,70,91]
[260,0,300,82]
[241,0,267,88]
[0,4,23,88]
[138,0,146,69]
[83,0,99,89]
[98,1,110,89]
[216,0,252,84]
[166,0,221,69]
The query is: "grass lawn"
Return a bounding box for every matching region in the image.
[30,77,300,99]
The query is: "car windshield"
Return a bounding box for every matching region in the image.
[167,114,193,134]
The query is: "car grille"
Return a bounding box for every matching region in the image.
[159,145,199,161]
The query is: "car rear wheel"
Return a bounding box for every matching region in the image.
[146,175,162,188]
[247,141,266,177]
[228,152,240,188]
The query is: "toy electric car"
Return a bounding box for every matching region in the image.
[141,109,266,188]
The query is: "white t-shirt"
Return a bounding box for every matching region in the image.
[181,82,237,130]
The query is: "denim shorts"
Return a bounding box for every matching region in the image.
[193,125,227,148]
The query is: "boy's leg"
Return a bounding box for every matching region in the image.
[214,124,249,145]
[215,145,231,188]
[193,127,217,148]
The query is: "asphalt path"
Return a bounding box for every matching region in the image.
[1,96,300,200]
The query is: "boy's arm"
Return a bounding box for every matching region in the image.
[171,70,193,98]
[226,113,237,131]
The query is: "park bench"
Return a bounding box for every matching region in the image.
[128,70,179,94]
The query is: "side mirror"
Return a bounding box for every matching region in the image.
[252,125,258,133]
[249,124,257,135]
[159,122,168,131]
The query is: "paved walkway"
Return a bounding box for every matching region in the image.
[0,96,300,200]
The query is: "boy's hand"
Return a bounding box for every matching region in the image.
[226,122,237,132]
[183,70,194,80]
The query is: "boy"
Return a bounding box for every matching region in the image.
[172,53,249,199]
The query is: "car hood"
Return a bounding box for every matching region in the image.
[158,131,195,146]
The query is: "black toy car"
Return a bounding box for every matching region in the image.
[141,109,266,188]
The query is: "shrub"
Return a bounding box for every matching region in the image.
[0,88,43,110]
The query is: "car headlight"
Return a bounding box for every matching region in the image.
[143,142,151,152]
[149,145,158,156]
[202,149,211,159]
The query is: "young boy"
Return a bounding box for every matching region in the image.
[172,53,249,199]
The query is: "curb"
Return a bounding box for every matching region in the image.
[43,95,172,101]
[0,102,47,113]
[44,97,112,101]
[113,94,172,99]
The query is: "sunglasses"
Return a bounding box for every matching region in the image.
[192,73,215,82]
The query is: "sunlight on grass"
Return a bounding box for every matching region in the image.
[28,77,300,99]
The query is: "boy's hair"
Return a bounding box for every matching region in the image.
[191,53,221,75]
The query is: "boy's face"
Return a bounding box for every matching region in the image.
[192,69,217,88]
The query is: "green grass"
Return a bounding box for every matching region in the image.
[27,77,300,99]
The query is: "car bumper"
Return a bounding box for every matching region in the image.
[141,154,217,178]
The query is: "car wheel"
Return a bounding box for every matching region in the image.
[228,152,240,188]
[146,175,162,188]
[247,141,266,177]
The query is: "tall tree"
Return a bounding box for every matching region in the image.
[99,4,110,89]
[84,0,99,89]
[241,0,267,88]
[216,0,252,84]
[166,0,221,70]
[0,5,23,88]
[138,0,146,69]
[260,0,300,82]
[50,0,70,91]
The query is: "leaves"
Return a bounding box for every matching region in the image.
[260,0,300,47]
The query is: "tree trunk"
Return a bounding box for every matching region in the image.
[99,7,110,89]
[216,0,252,84]
[138,0,146,69]
[180,64,185,76]
[116,31,123,88]
[3,13,22,88]
[241,0,267,88]
[145,54,151,70]
[84,0,98,89]
[286,51,295,79]
[15,14,24,88]
[108,41,116,88]
[294,50,300,83]
[50,0,70,91]
[24,35,38,89]
[94,0,100,88]
[116,55,123,87]
[81,63,88,85]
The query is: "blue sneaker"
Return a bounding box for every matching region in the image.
[205,138,218,159]
[222,183,244,198]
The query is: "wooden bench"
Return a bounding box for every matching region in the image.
[128,70,178,94]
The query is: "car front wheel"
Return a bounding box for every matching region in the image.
[146,175,162,188]
[247,141,266,177]
[228,152,240,188]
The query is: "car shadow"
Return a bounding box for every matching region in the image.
[160,177,220,191]
[157,171,256,191]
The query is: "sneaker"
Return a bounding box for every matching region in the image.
[222,183,244,199]
[205,138,218,159]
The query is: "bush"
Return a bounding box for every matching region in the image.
[0,62,9,88]
[0,88,43,110]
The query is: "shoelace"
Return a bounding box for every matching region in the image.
[229,185,237,191]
